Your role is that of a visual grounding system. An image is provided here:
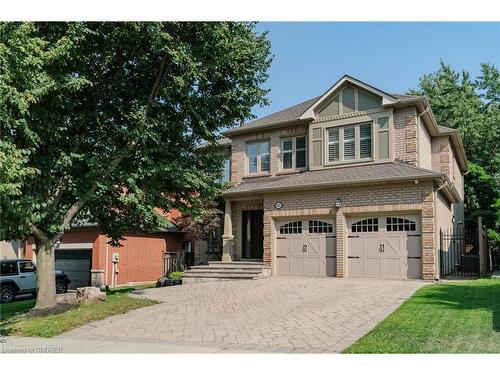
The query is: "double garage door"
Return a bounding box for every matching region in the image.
[276,214,422,279]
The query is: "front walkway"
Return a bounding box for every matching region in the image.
[2,277,425,353]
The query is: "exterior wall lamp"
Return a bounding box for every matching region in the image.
[335,198,342,208]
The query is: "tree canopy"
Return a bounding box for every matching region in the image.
[0,22,272,308]
[410,61,499,245]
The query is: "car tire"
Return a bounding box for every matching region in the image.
[56,280,68,294]
[0,285,17,303]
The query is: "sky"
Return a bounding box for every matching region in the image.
[251,22,500,119]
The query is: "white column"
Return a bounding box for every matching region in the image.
[222,198,234,262]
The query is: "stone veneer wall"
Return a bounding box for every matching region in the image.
[256,181,437,280]
[229,125,307,183]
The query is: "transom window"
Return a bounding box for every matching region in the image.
[281,136,307,170]
[279,221,302,234]
[247,141,270,174]
[327,122,373,163]
[351,218,379,233]
[386,217,416,232]
[309,220,333,234]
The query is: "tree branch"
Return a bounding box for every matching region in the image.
[27,221,49,244]
[57,53,171,233]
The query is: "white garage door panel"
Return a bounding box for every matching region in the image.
[276,219,336,277]
[347,215,422,279]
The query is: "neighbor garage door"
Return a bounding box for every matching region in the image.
[55,249,92,289]
[347,215,422,279]
[276,219,336,276]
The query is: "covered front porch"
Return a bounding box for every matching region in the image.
[222,198,265,263]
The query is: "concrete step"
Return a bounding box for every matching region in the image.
[183,272,259,279]
[185,268,262,275]
[209,261,265,265]
[189,264,265,271]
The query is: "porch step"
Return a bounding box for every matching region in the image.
[183,261,270,283]
[186,268,262,274]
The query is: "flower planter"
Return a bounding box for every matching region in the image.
[173,279,183,286]
[162,279,174,287]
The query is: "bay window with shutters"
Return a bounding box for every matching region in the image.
[281,136,307,171]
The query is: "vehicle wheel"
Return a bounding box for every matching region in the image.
[56,280,68,294]
[0,285,17,303]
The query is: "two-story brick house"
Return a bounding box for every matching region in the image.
[219,75,467,281]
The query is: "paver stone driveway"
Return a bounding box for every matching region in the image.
[61,276,424,353]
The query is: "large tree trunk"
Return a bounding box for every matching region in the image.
[34,239,57,309]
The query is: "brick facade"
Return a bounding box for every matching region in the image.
[223,94,464,282]
[25,228,189,287]
[257,181,437,280]
[394,106,418,165]
[231,125,307,183]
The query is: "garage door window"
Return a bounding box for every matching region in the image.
[309,220,333,234]
[351,218,378,233]
[279,221,302,234]
[386,217,416,232]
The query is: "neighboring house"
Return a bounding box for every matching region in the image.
[20,210,192,289]
[0,240,22,260]
[219,75,467,281]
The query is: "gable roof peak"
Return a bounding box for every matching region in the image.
[299,75,399,120]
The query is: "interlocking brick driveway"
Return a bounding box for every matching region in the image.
[61,277,424,353]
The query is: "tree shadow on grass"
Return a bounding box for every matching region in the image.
[416,280,500,332]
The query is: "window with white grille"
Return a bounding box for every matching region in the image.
[281,136,307,170]
[279,221,302,234]
[247,141,270,174]
[351,218,379,233]
[327,122,373,163]
[386,217,416,232]
[308,220,333,234]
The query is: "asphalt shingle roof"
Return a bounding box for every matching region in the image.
[224,162,441,196]
[225,97,320,134]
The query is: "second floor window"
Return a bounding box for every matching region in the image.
[327,122,373,163]
[281,136,307,170]
[248,141,270,174]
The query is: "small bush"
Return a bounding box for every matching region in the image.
[168,271,184,280]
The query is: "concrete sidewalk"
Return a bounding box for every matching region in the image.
[0,335,258,354]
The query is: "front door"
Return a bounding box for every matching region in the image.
[242,210,264,259]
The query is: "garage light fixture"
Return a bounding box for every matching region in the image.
[335,198,342,208]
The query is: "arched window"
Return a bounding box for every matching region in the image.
[309,220,333,234]
[279,221,302,234]
[351,218,379,233]
[386,217,416,232]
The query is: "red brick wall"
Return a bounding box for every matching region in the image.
[106,233,185,285]
[25,228,189,286]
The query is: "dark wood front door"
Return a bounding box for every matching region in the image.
[242,210,264,259]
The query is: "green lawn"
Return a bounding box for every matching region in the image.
[344,277,500,353]
[0,287,157,338]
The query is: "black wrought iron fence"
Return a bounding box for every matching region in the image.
[440,225,480,278]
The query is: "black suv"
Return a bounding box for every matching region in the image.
[0,259,71,303]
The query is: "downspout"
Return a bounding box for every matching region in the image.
[105,238,109,287]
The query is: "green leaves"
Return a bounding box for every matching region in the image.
[1,22,271,244]
[412,61,500,238]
